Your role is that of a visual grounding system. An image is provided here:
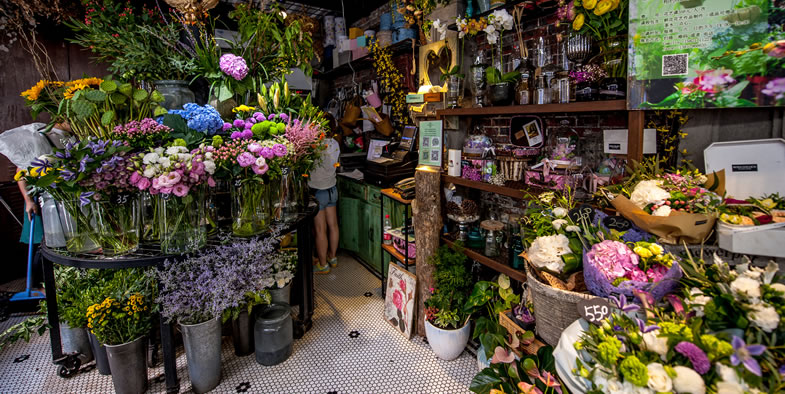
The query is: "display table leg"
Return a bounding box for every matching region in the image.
[294,216,314,338]
[43,257,63,362]
[160,320,179,393]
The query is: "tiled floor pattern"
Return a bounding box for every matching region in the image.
[0,254,477,393]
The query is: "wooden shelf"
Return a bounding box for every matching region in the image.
[382,244,416,265]
[314,39,417,80]
[442,175,530,199]
[381,188,413,205]
[436,100,627,116]
[441,236,526,283]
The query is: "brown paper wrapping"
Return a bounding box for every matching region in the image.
[610,196,716,244]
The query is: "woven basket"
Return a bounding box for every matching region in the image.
[525,263,596,346]
[498,156,528,182]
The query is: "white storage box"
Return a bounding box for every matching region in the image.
[704,138,785,258]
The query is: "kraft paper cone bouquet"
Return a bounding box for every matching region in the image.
[601,159,726,244]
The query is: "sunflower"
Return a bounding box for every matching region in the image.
[64,83,90,99]
[20,80,62,101]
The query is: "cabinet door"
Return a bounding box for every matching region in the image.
[367,204,383,274]
[357,202,373,266]
[339,197,360,253]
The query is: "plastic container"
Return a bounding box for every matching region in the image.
[380,13,392,30]
[40,193,66,248]
[254,303,293,366]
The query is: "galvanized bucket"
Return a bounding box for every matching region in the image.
[105,336,147,394]
[60,322,93,363]
[87,331,111,375]
[180,317,222,393]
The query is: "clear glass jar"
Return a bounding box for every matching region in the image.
[516,74,530,105]
[447,75,464,108]
[484,229,500,257]
[92,193,141,256]
[157,186,207,254]
[534,75,550,105]
[271,167,298,223]
[40,193,66,248]
[231,181,270,237]
[56,196,100,254]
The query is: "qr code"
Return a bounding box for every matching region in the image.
[662,54,689,76]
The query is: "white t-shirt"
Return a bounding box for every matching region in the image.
[308,138,340,190]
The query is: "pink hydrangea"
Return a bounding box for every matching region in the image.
[646,264,669,282]
[587,240,640,282]
[626,267,648,282]
[219,54,248,81]
[237,152,256,167]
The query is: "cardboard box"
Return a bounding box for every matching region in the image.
[705,138,785,258]
[423,92,444,102]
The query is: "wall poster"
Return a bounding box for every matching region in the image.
[630,1,785,109]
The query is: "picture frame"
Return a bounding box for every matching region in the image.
[383,263,417,339]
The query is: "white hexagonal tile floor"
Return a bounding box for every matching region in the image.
[0,253,476,393]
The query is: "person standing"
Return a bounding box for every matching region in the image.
[15,167,43,288]
[309,133,341,274]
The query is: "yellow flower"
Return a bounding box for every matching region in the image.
[64,83,89,99]
[594,0,613,15]
[232,104,256,113]
[610,0,621,10]
[634,246,653,259]
[649,243,664,256]
[583,0,597,10]
[13,170,27,181]
[573,13,585,31]
[21,80,47,101]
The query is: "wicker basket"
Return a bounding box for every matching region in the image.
[525,263,596,346]
[498,156,529,182]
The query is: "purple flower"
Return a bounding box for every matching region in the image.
[762,78,785,101]
[219,54,248,81]
[30,158,52,170]
[79,191,95,207]
[233,119,245,128]
[279,113,289,123]
[675,341,710,374]
[237,152,255,167]
[272,144,287,157]
[79,156,94,172]
[61,169,76,181]
[609,294,640,313]
[731,336,766,377]
[587,240,640,282]
[268,113,276,120]
[779,365,785,376]
[253,112,265,121]
[636,318,660,333]
[260,147,274,159]
[222,122,233,131]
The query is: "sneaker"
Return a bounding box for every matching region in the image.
[314,264,331,275]
[328,257,338,268]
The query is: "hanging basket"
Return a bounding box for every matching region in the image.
[525,262,595,346]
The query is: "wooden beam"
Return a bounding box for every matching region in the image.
[413,166,441,337]
[627,110,645,161]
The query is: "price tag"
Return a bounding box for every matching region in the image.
[577,298,612,326]
[234,179,243,188]
[568,204,595,226]
[281,167,290,175]
[114,193,132,205]
[603,215,633,231]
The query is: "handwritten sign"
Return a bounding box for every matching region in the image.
[569,204,595,227]
[114,193,132,205]
[577,298,612,326]
[603,215,633,232]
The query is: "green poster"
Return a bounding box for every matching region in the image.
[418,120,443,167]
[630,1,785,109]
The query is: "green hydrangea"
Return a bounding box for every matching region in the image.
[275,123,286,134]
[660,321,693,341]
[597,337,622,365]
[620,355,649,387]
[701,335,732,360]
[259,121,271,132]
[173,138,187,147]
[211,135,223,148]
[251,122,264,134]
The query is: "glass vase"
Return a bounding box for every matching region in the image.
[157,187,207,254]
[56,197,100,254]
[271,168,298,223]
[141,192,160,242]
[447,75,464,108]
[91,194,141,256]
[153,80,195,110]
[598,35,627,100]
[231,181,270,237]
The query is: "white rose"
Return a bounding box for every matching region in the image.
[642,330,668,360]
[716,381,744,394]
[730,276,761,300]
[159,157,171,169]
[203,161,216,174]
[552,207,568,218]
[652,205,672,217]
[771,283,785,294]
[672,366,705,394]
[593,373,626,394]
[750,303,780,333]
[715,363,740,384]
[647,363,673,392]
[143,152,159,165]
[630,180,671,209]
[604,378,627,394]
[552,219,568,230]
[565,225,580,233]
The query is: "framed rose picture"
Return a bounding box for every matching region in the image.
[383,263,417,339]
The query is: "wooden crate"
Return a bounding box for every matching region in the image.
[499,309,545,356]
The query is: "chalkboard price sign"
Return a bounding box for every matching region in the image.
[569,204,595,226]
[577,298,612,326]
[114,193,132,205]
[603,215,633,231]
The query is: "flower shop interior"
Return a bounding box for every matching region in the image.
[1,0,785,393]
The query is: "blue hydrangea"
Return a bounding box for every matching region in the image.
[166,103,223,135]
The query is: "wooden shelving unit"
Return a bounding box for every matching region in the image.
[441,236,526,283]
[381,188,413,205]
[382,244,416,265]
[442,175,530,199]
[436,100,627,116]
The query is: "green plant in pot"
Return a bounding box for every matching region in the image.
[485,67,521,106]
[423,243,473,361]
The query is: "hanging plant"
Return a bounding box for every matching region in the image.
[369,40,408,126]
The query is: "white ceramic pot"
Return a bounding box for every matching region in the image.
[424,318,471,361]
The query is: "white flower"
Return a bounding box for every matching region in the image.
[716,381,744,394]
[166,146,186,156]
[771,283,785,294]
[750,303,780,333]
[647,363,673,392]
[652,205,672,217]
[158,157,171,169]
[593,372,627,394]
[259,277,274,289]
[432,19,447,41]
[715,363,740,385]
[527,234,571,273]
[565,225,580,233]
[730,276,761,300]
[552,207,568,218]
[143,166,157,178]
[630,180,670,210]
[143,152,160,165]
[698,175,708,184]
[178,153,193,162]
[623,381,653,394]
[154,147,165,155]
[203,160,216,174]
[552,219,568,230]
[642,330,668,360]
[204,152,213,160]
[672,366,705,394]
[490,9,513,30]
[604,378,627,394]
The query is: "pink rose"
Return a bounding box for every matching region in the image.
[399,279,406,294]
[137,177,151,190]
[392,290,403,311]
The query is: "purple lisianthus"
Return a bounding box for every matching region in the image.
[675,341,710,374]
[587,240,640,282]
[272,144,288,157]
[237,152,256,167]
[219,54,249,81]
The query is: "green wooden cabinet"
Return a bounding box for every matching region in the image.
[338,196,360,253]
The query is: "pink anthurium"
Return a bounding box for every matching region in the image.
[517,382,543,394]
[490,346,515,364]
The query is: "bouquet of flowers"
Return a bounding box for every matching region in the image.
[284,117,327,179]
[86,269,155,345]
[110,118,172,150]
[222,105,289,141]
[568,0,629,77]
[719,193,785,226]
[604,160,725,243]
[263,248,297,290]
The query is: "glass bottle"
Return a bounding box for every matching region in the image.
[556,40,572,103]
[516,74,530,105]
[383,214,393,245]
[534,74,550,105]
[508,223,524,269]
[470,50,488,107]
[484,229,500,257]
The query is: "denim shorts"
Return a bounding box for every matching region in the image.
[313,185,338,211]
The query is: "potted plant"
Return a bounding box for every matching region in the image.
[263,248,298,304]
[424,243,473,360]
[470,345,563,394]
[55,267,94,364]
[86,268,154,394]
[485,67,521,106]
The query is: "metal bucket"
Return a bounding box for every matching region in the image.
[60,322,93,363]
[87,331,111,375]
[231,310,254,357]
[105,336,147,394]
[254,303,293,366]
[180,318,222,393]
[269,283,291,305]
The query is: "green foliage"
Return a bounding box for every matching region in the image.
[222,290,271,323]
[424,243,472,329]
[440,65,465,81]
[470,345,559,394]
[464,276,522,358]
[485,67,520,84]
[0,315,47,352]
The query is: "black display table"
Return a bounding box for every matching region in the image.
[40,202,318,393]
